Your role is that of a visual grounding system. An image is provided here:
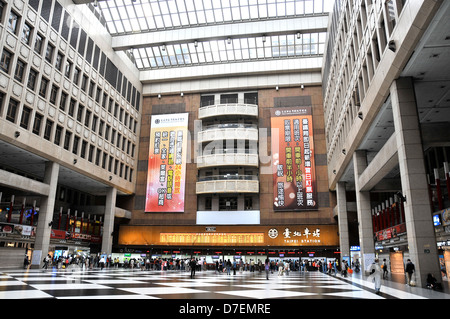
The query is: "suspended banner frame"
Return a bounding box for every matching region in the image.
[145,113,189,212]
[270,106,318,211]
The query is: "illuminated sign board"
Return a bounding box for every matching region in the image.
[270,106,317,211]
[119,225,339,247]
[160,233,265,245]
[145,113,189,212]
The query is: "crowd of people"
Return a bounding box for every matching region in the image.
[27,253,444,293]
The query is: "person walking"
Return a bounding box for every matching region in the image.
[265,258,270,280]
[23,255,29,269]
[405,259,415,286]
[382,259,389,279]
[278,260,284,276]
[368,258,383,294]
[189,258,197,278]
[226,259,231,275]
[43,254,50,269]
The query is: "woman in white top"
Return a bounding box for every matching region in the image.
[368,259,383,294]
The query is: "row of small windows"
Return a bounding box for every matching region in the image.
[0,10,139,135]
[0,92,134,183]
[0,45,137,147]
[26,0,141,110]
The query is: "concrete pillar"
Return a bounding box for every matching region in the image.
[101,187,117,256]
[353,150,375,272]
[390,77,441,287]
[336,182,350,259]
[32,161,59,268]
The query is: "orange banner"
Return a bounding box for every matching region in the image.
[271,107,317,211]
[145,113,189,212]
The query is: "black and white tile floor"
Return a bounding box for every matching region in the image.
[0,267,449,300]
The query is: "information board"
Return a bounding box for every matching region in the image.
[145,113,189,212]
[270,106,317,211]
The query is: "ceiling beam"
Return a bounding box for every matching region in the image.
[111,16,329,51]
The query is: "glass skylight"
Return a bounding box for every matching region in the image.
[131,32,327,69]
[92,0,332,70]
[95,0,333,35]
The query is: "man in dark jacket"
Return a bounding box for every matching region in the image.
[405,259,415,285]
[190,258,197,278]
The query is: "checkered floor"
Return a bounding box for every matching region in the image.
[0,267,449,300]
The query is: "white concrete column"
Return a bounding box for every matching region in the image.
[32,161,59,268]
[391,77,441,287]
[336,182,350,259]
[353,150,375,273]
[101,187,117,256]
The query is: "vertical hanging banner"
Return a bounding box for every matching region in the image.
[145,113,189,212]
[271,106,318,211]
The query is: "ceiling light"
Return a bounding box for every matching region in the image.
[227,37,231,44]
[162,44,166,51]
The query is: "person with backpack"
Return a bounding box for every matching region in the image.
[405,259,415,286]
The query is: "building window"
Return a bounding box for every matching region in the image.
[64,60,72,78]
[39,77,49,98]
[63,131,71,150]
[81,74,88,91]
[68,99,76,117]
[45,43,55,63]
[0,92,4,116]
[88,145,94,162]
[59,92,68,111]
[80,140,87,158]
[49,85,59,105]
[32,113,43,135]
[73,67,80,86]
[14,59,26,82]
[219,196,238,211]
[54,125,63,145]
[0,2,6,25]
[44,119,53,140]
[6,99,19,123]
[84,110,91,127]
[21,22,32,45]
[20,106,32,129]
[34,33,44,55]
[27,68,38,91]
[89,81,95,97]
[98,120,104,137]
[76,104,84,122]
[72,136,79,154]
[55,52,63,71]
[7,10,19,34]
[91,115,98,132]
[0,49,13,73]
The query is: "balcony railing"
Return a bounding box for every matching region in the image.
[198,103,258,119]
[196,153,259,168]
[196,179,259,194]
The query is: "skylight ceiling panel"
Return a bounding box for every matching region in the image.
[188,11,198,25]
[249,4,259,19]
[259,4,268,18]
[231,6,241,20]
[286,1,294,16]
[295,0,305,14]
[205,10,215,23]
[154,15,164,29]
[305,0,314,14]
[268,3,277,17]
[163,14,174,28]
